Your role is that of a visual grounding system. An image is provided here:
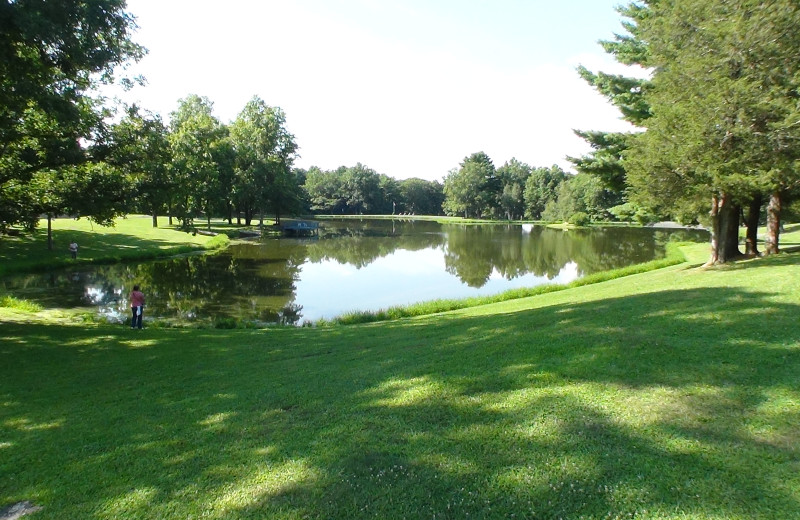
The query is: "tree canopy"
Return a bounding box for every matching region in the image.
[0,0,144,242]
[230,96,299,225]
[579,0,800,263]
[622,0,800,262]
[443,152,500,219]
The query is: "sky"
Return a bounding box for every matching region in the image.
[112,0,644,182]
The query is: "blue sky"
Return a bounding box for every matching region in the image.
[115,0,643,181]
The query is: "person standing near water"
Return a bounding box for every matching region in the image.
[129,285,145,329]
[69,240,78,259]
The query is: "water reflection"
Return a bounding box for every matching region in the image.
[0,220,707,325]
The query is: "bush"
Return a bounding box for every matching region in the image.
[213,317,238,329]
[568,212,590,226]
[609,202,660,224]
[206,234,230,250]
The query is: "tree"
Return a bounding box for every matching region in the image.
[267,166,305,224]
[375,174,401,215]
[229,96,298,225]
[399,178,444,215]
[497,158,531,220]
[342,163,381,214]
[301,164,394,216]
[169,95,228,229]
[443,152,499,219]
[569,3,652,208]
[541,173,615,223]
[523,165,567,220]
[624,0,800,263]
[568,131,630,194]
[303,167,347,214]
[301,169,445,216]
[106,106,173,227]
[31,162,128,249]
[747,2,800,254]
[0,0,144,231]
[214,135,237,225]
[1,101,86,232]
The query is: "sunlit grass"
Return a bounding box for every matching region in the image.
[1,224,799,518]
[0,295,43,312]
[0,215,229,276]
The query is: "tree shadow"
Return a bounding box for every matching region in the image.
[0,227,208,276]
[1,283,799,518]
[712,249,800,271]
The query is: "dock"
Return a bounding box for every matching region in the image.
[281,220,320,236]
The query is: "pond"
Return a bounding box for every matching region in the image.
[1,219,708,326]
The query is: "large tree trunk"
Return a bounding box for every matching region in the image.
[744,193,761,256]
[707,192,741,265]
[764,190,782,255]
[152,212,158,228]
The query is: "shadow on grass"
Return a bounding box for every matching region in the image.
[1,284,799,518]
[0,228,208,276]
[721,250,800,271]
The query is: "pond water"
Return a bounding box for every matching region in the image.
[1,219,708,326]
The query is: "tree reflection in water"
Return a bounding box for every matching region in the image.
[0,220,707,325]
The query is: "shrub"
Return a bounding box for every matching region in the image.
[213,317,238,329]
[206,234,230,250]
[568,212,590,226]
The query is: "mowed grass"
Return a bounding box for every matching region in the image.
[0,216,228,276]
[1,227,799,518]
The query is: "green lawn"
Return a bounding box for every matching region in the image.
[1,224,799,519]
[0,216,228,276]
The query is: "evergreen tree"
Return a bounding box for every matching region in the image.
[569,3,651,206]
[626,0,800,262]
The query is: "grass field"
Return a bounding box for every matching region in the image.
[0,216,228,277]
[1,221,799,519]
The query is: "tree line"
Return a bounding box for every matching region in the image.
[0,0,636,244]
[302,164,444,216]
[441,153,621,224]
[0,1,439,241]
[5,0,799,265]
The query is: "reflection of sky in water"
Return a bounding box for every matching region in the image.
[3,223,707,325]
[295,247,579,321]
[85,286,127,322]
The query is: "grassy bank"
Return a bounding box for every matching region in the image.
[1,231,799,518]
[0,216,229,276]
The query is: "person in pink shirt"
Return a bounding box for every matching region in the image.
[129,285,145,329]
